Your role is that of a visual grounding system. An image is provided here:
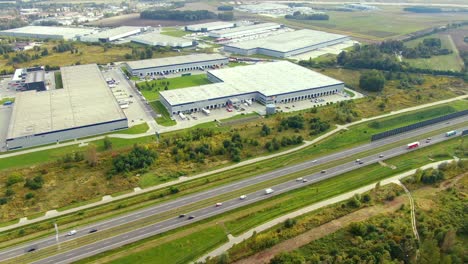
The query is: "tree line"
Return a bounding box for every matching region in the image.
[285,12,329,20]
[141,10,217,21]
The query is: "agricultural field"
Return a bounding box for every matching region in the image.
[88,13,216,27]
[404,33,464,71]
[446,26,468,52]
[263,6,468,41]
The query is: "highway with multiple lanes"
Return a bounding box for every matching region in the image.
[1,116,466,263]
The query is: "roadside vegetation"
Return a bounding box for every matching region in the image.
[74,142,467,264]
[0,95,466,223]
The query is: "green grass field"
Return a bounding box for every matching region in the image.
[118,123,149,134]
[404,33,464,72]
[264,7,468,40]
[150,101,176,126]
[0,98,14,105]
[106,226,227,264]
[54,71,63,89]
[160,28,188,38]
[139,74,212,102]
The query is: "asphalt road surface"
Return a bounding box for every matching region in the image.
[1,116,466,263]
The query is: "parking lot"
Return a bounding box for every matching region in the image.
[102,68,157,129]
[158,89,363,132]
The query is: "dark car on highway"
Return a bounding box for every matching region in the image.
[89,229,98,233]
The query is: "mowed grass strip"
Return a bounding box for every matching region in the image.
[150,101,176,126]
[138,74,211,101]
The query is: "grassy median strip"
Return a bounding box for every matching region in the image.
[4,133,466,263]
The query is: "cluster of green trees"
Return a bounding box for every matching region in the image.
[309,117,330,135]
[140,10,217,21]
[264,136,303,152]
[0,18,27,30]
[111,145,157,174]
[124,46,154,60]
[333,101,359,123]
[217,5,234,11]
[279,115,305,130]
[403,38,452,58]
[53,43,75,53]
[359,70,385,92]
[285,12,329,20]
[0,44,13,55]
[404,6,442,13]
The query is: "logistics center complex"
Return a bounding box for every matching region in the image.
[159,61,344,116]
[223,29,350,58]
[6,64,128,150]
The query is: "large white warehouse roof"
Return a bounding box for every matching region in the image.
[125,53,227,70]
[225,29,349,53]
[160,61,342,106]
[7,64,126,139]
[186,21,235,31]
[131,32,193,47]
[0,26,95,40]
[81,26,142,41]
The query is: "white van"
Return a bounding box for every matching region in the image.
[66,230,77,236]
[265,188,274,195]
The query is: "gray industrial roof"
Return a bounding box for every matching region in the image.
[0,26,95,40]
[7,64,126,139]
[225,29,349,52]
[86,26,142,39]
[210,22,280,35]
[125,53,227,70]
[186,21,235,30]
[25,70,45,83]
[130,32,192,46]
[160,61,343,106]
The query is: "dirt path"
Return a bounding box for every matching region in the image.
[234,197,406,264]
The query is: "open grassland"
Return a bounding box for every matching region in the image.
[0,41,180,73]
[89,13,216,27]
[73,138,466,264]
[404,33,464,71]
[263,7,468,41]
[320,68,468,105]
[139,74,212,101]
[118,123,149,134]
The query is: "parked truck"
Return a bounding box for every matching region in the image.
[179,112,186,120]
[202,108,210,115]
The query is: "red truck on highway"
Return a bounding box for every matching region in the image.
[407,141,420,149]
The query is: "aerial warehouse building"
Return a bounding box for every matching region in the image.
[185,21,235,32]
[159,61,344,116]
[130,32,194,48]
[223,29,350,58]
[124,53,228,77]
[0,26,95,40]
[80,26,144,43]
[208,23,281,39]
[6,64,128,150]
